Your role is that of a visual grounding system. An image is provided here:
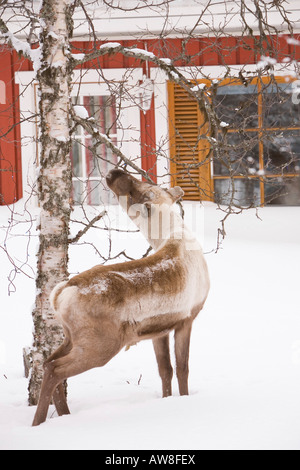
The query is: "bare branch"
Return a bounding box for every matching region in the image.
[68,210,106,244]
[71,109,155,183]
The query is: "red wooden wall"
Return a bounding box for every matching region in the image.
[1,36,299,204]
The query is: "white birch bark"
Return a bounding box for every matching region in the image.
[28,0,73,405]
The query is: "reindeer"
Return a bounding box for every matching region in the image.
[32,168,210,426]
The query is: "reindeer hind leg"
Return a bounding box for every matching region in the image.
[44,335,72,418]
[32,330,122,426]
[32,345,91,427]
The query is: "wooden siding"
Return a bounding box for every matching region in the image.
[1,36,300,204]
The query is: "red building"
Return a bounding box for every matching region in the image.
[1,2,300,206]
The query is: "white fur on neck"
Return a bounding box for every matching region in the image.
[130,202,201,252]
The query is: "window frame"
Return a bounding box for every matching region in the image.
[71,94,119,205]
[70,69,142,206]
[211,75,300,206]
[15,68,142,207]
[167,71,300,206]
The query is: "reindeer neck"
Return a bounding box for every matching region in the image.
[141,204,200,253]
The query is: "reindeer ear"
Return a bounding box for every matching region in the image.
[167,186,184,202]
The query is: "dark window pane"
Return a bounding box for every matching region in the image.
[86,138,101,177]
[263,131,300,174]
[214,178,261,206]
[214,84,259,128]
[264,176,300,205]
[71,140,83,177]
[83,95,117,134]
[72,180,84,206]
[214,132,260,176]
[70,95,118,205]
[87,180,103,205]
[263,81,300,128]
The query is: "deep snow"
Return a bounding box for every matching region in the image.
[0,201,300,450]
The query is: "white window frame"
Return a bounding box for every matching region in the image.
[15,68,143,206]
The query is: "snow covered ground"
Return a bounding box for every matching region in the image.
[0,200,300,450]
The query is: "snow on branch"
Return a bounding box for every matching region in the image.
[256,55,277,71]
[0,18,41,72]
[73,105,90,120]
[71,42,224,133]
[71,42,188,87]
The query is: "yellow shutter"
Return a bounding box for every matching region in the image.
[168,81,213,201]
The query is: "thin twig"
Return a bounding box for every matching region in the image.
[68,211,106,244]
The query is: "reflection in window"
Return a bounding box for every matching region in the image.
[214,84,259,129]
[263,131,300,174]
[211,78,300,206]
[214,132,259,177]
[262,82,300,128]
[214,178,261,207]
[265,177,300,205]
[71,95,118,205]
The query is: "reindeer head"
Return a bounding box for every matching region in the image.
[106,168,184,247]
[106,168,183,209]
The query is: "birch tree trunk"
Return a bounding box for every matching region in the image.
[28,0,73,406]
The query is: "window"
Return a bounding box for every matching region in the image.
[16,68,142,207]
[71,95,118,205]
[214,77,300,206]
[168,78,300,206]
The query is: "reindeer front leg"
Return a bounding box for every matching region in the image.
[174,319,193,396]
[153,334,173,397]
